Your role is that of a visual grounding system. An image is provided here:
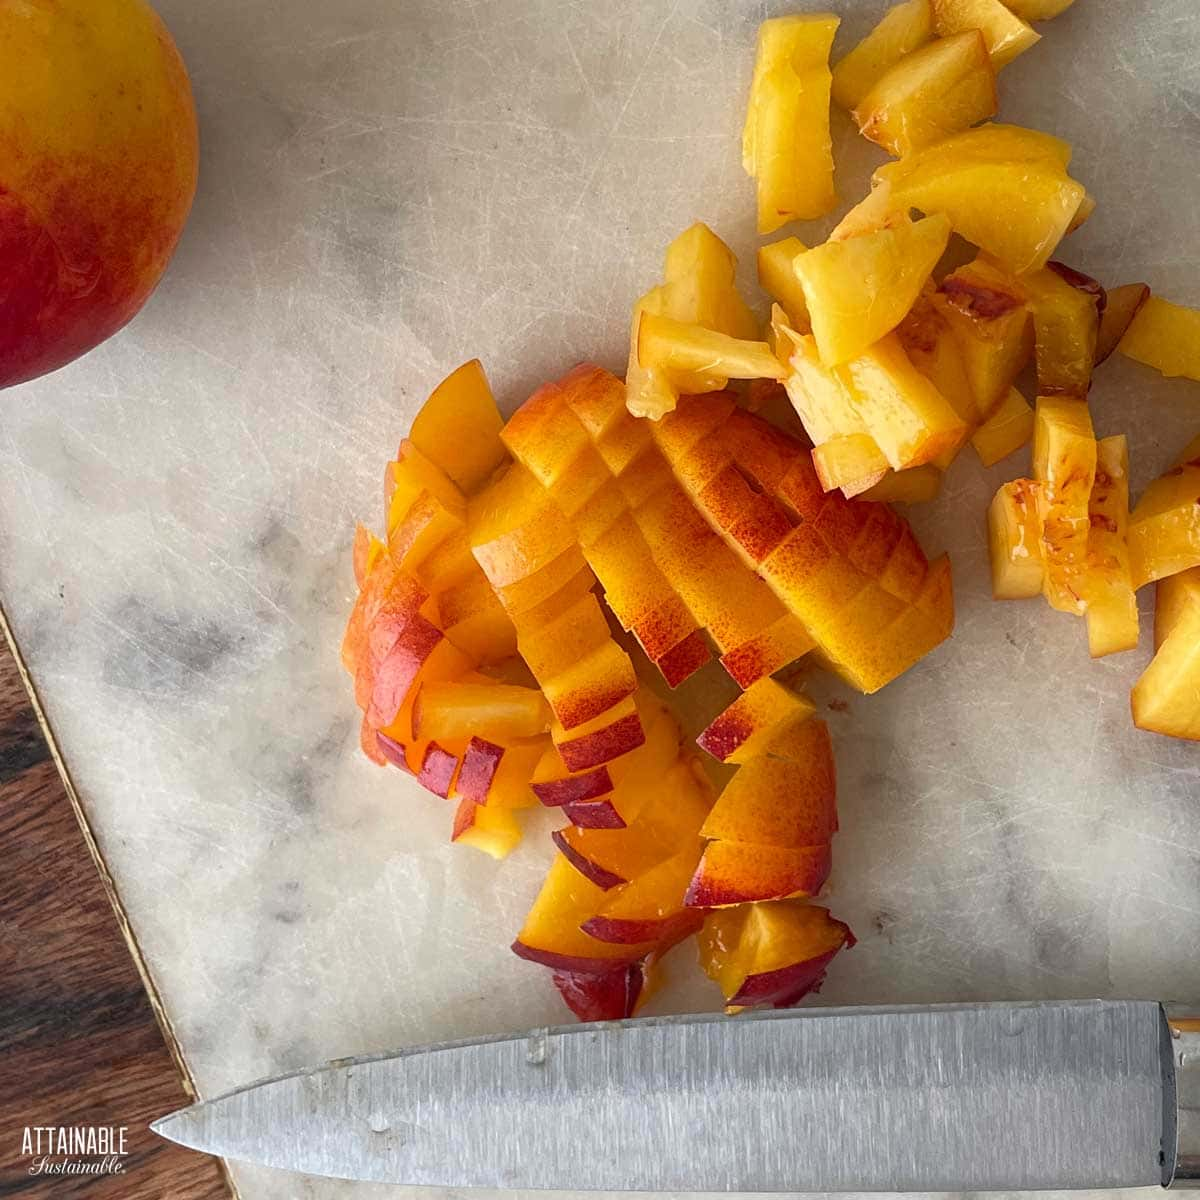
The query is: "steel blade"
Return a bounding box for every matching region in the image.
[153,999,1169,1191]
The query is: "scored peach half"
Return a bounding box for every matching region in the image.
[1118,295,1200,382]
[988,479,1045,600]
[854,30,997,158]
[1082,435,1138,658]
[451,800,523,860]
[512,855,658,973]
[793,214,952,366]
[831,0,933,112]
[698,902,854,1010]
[412,680,549,742]
[409,360,507,495]
[700,720,837,849]
[744,13,840,232]
[696,678,816,764]
[1127,436,1200,590]
[685,841,832,908]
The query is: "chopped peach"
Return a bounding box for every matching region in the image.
[812,434,891,495]
[757,237,810,330]
[936,257,1033,414]
[877,125,1084,273]
[557,362,631,442]
[655,630,714,688]
[468,464,579,588]
[582,847,705,945]
[553,825,676,892]
[783,332,876,447]
[1082,435,1138,658]
[500,382,590,490]
[896,288,980,427]
[413,680,549,742]
[417,741,462,799]
[1131,600,1200,742]
[1127,437,1200,590]
[542,639,639,732]
[352,524,386,589]
[652,392,739,460]
[831,0,933,112]
[685,841,832,907]
[1118,296,1200,382]
[1033,395,1096,613]
[516,591,611,680]
[637,313,785,383]
[971,387,1034,467]
[828,183,909,240]
[553,694,645,772]
[1003,0,1075,17]
[1155,567,1200,651]
[855,31,997,157]
[838,333,968,470]
[696,463,799,566]
[531,743,613,808]
[414,531,483,596]
[930,0,1039,69]
[551,962,648,1022]
[720,615,817,688]
[696,678,816,764]
[367,622,471,730]
[662,223,759,340]
[744,14,840,232]
[451,799,523,860]
[1094,283,1150,366]
[857,464,943,503]
[698,902,854,1010]
[794,214,952,365]
[512,855,657,971]
[495,547,592,616]
[701,720,836,848]
[442,604,519,665]
[989,480,1045,599]
[409,360,507,495]
[1023,263,1103,396]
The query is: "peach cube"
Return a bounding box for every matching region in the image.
[1118,295,1200,382]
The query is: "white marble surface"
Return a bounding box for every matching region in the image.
[2,1,1199,1197]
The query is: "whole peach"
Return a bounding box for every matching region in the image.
[0,0,198,389]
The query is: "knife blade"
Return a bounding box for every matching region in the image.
[153,999,1199,1191]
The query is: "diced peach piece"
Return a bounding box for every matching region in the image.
[931,0,1039,69]
[813,434,891,495]
[1155,567,1200,651]
[413,531,482,595]
[971,387,1034,467]
[637,313,785,383]
[557,362,630,442]
[699,902,854,1010]
[831,0,933,111]
[877,125,1084,274]
[828,183,910,241]
[545,446,614,519]
[417,741,462,798]
[988,479,1045,599]
[697,678,816,764]
[1023,263,1103,397]
[569,479,629,548]
[857,465,943,504]
[855,31,997,157]
[410,360,507,495]
[451,799,523,859]
[662,223,759,341]
[1119,296,1200,381]
[757,237,811,330]
[1033,395,1096,613]
[454,735,545,810]
[935,256,1033,413]
[531,743,613,808]
[500,381,591,489]
[596,412,655,476]
[721,614,817,688]
[744,14,840,232]
[653,393,739,462]
[553,826,675,892]
[387,490,465,574]
[654,629,714,688]
[413,680,550,742]
[512,855,657,972]
[442,605,519,665]
[551,962,649,1022]
[468,465,579,588]
[702,720,836,848]
[362,718,392,767]
[386,444,467,533]
[838,333,968,470]
[367,620,463,729]
[553,694,645,772]
[896,289,981,426]
[1094,283,1150,366]
[1127,438,1200,590]
[1004,0,1075,17]
[686,841,832,907]
[542,639,639,732]
[1131,600,1200,742]
[516,591,612,680]
[696,463,798,566]
[797,215,952,367]
[783,332,875,446]
[582,847,706,944]
[1082,435,1138,658]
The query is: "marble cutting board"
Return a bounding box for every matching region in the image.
[2,1,1199,1197]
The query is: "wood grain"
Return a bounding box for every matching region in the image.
[0,621,232,1199]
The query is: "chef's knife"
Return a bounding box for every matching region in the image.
[154,1000,1199,1191]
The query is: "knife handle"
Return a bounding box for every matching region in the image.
[1166,1006,1200,1188]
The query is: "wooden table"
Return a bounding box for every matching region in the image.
[0,619,231,1198]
